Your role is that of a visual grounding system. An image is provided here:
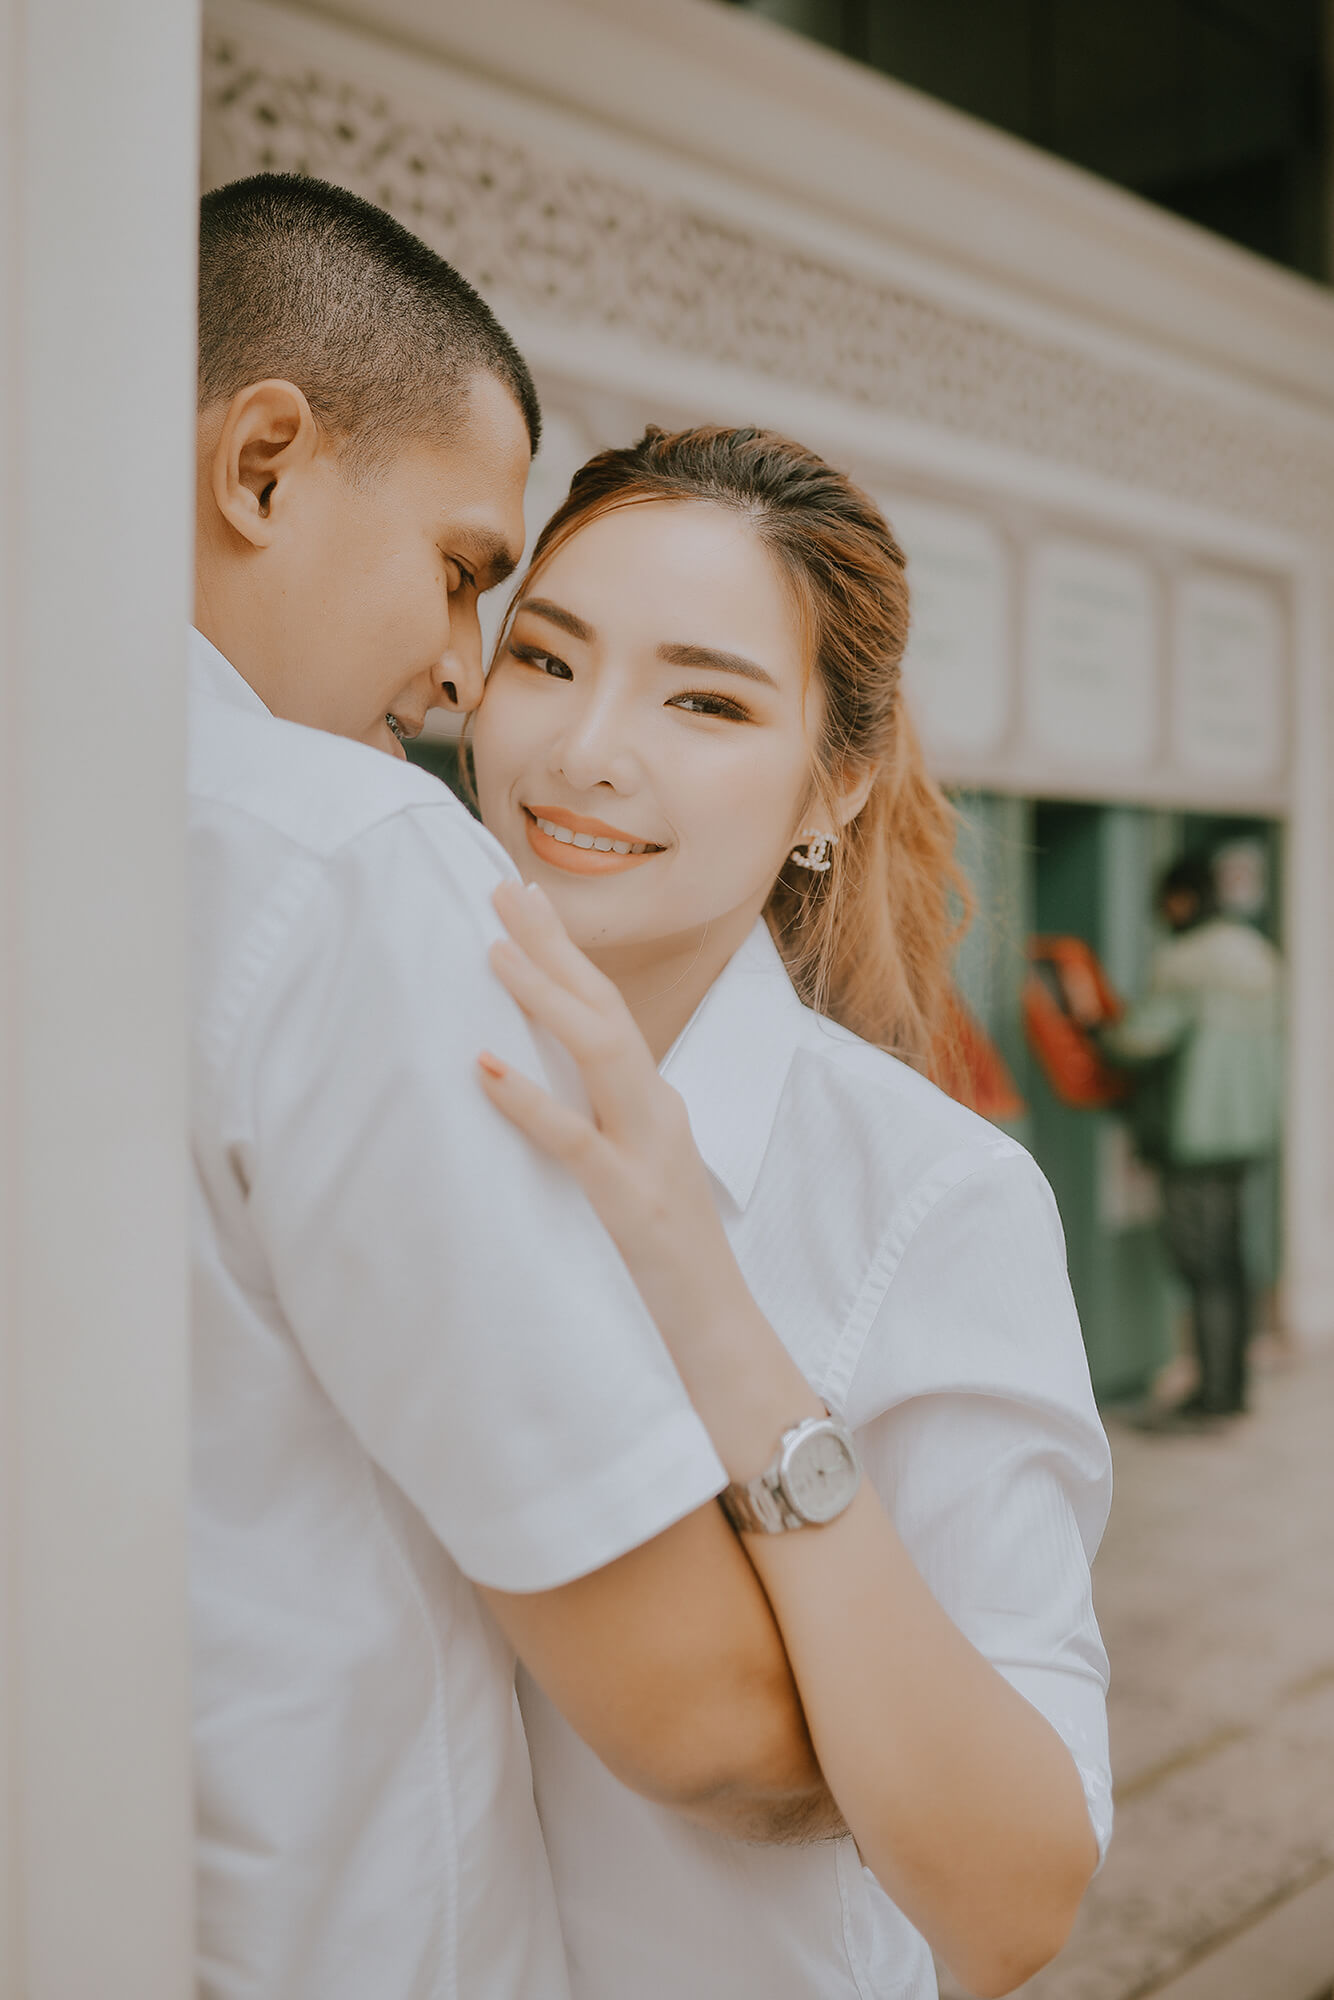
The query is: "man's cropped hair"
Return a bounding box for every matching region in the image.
[198,174,540,468]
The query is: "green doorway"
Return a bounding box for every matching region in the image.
[952,793,1283,1403]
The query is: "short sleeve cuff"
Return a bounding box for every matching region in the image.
[446,1408,726,1594]
[996,1662,1114,1865]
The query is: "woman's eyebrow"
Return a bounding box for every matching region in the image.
[513,597,594,642]
[658,641,778,689]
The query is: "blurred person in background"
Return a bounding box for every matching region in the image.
[1102,855,1283,1426]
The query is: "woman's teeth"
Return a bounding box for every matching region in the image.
[532,814,653,856]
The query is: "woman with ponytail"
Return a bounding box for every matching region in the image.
[468,427,1111,2000]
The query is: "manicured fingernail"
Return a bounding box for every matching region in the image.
[478,1051,507,1079]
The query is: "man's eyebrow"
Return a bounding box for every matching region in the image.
[658,641,778,689]
[513,597,595,643]
[462,533,520,589]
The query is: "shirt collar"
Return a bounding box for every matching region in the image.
[661,922,807,1213]
[189,626,272,718]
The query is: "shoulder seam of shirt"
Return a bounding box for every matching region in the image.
[193,838,328,1112]
[796,1013,1016,1130]
[820,1143,1036,1414]
[193,797,490,1114]
[190,777,473,866]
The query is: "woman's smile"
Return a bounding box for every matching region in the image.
[523,803,666,875]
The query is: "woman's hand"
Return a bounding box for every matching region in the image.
[478,880,823,1477]
[478,880,722,1311]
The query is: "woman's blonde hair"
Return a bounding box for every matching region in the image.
[501,424,970,1076]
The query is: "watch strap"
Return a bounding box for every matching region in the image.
[718,1468,802,1535]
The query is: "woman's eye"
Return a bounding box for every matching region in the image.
[445,558,476,592]
[667,691,752,721]
[510,643,574,681]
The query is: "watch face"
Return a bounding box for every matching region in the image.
[781,1424,858,1524]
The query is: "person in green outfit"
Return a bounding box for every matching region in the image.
[1102,855,1283,1425]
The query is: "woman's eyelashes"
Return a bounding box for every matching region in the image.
[665,690,754,722]
[510,641,574,681]
[507,641,754,721]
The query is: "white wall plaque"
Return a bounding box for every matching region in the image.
[1172,572,1285,784]
[881,494,1012,759]
[1025,539,1158,769]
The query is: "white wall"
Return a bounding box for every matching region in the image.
[0,0,199,1992]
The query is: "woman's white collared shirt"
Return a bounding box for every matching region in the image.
[520,922,1113,2000]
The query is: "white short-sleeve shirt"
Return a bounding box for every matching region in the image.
[188,631,725,2000]
[521,922,1113,2000]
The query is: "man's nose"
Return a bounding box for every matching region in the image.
[434,605,485,715]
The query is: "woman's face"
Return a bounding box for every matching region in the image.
[472,499,822,969]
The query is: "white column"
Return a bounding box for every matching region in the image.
[1286,559,1334,1343]
[0,1,199,1993]
[1327,0,1334,286]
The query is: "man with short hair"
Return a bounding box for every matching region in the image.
[190,174,826,2000]
[1103,854,1283,1425]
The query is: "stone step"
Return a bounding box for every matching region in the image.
[1142,1868,1334,2000]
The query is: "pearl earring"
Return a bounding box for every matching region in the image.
[789,828,837,873]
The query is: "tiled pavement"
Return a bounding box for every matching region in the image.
[942,1342,1334,2000]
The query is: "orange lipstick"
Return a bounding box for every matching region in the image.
[522,805,664,877]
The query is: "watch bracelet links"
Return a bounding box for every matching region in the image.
[718,1470,803,1536]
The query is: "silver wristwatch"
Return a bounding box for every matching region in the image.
[719,1415,861,1534]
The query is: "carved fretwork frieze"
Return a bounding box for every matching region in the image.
[200,21,1334,542]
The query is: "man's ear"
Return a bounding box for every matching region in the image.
[207,379,320,549]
